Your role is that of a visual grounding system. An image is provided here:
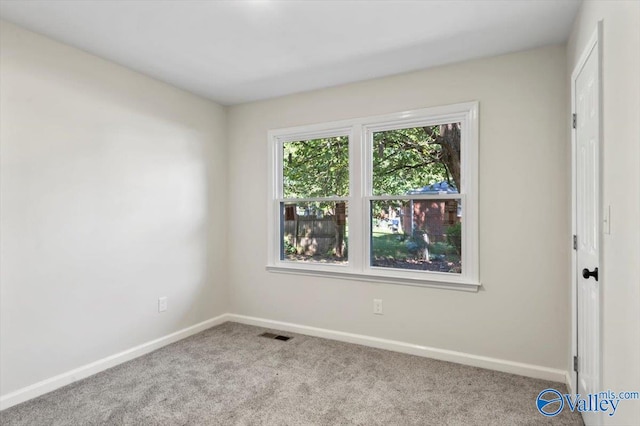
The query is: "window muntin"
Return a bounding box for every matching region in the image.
[268,103,479,290]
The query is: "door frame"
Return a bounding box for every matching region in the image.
[570,21,603,399]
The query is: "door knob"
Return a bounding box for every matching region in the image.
[582,267,598,281]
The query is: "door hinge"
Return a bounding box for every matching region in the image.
[573,355,579,372]
[572,113,577,129]
[573,235,577,250]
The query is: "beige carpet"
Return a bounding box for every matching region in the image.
[0,322,583,425]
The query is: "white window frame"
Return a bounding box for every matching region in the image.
[267,102,479,292]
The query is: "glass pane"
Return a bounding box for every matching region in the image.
[372,123,461,196]
[371,198,461,274]
[281,201,348,264]
[283,136,349,198]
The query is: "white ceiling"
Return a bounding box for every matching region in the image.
[0,0,581,105]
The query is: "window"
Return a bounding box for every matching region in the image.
[267,102,479,291]
[281,136,350,264]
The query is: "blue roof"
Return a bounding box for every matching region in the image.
[407,181,458,194]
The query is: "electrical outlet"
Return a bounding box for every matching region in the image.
[158,297,168,313]
[373,299,383,315]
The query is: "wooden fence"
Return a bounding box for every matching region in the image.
[284,216,338,255]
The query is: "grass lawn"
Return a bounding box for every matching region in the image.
[371,232,411,259]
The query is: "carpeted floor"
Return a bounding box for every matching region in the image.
[1,322,583,425]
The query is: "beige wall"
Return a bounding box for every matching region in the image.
[0,21,228,395]
[227,45,570,370]
[568,1,640,424]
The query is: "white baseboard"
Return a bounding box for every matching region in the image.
[0,314,228,411]
[565,371,575,394]
[2,312,569,411]
[227,314,568,383]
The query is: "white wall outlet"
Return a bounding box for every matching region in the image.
[373,299,383,315]
[158,297,168,313]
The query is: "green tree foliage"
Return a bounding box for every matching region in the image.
[373,124,460,195]
[282,124,461,199]
[372,124,460,219]
[283,136,349,198]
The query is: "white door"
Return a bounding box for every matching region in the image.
[574,31,601,426]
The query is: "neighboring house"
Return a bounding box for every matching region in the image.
[402,182,461,243]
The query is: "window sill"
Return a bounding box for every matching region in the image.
[265,264,481,292]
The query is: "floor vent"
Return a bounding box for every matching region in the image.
[259,332,292,341]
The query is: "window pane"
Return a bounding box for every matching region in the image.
[372,123,461,196]
[283,136,349,198]
[371,198,461,274]
[281,201,348,264]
